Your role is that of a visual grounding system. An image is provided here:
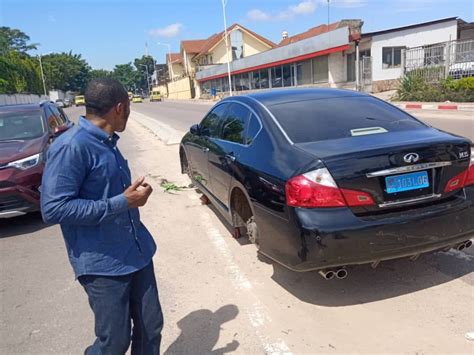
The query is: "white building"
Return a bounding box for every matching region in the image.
[361,17,464,92]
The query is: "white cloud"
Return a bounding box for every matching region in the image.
[331,0,368,8]
[148,23,183,38]
[247,0,319,22]
[247,9,271,21]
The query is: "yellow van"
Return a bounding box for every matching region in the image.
[74,95,85,106]
[150,90,161,102]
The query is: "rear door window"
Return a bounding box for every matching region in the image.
[200,103,229,138]
[269,96,427,143]
[245,113,261,145]
[220,103,251,144]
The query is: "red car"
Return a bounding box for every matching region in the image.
[0,101,71,218]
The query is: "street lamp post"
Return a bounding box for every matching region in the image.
[221,0,233,96]
[37,54,47,96]
[140,64,151,96]
[157,42,174,80]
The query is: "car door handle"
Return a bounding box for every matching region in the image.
[225,153,236,162]
[202,147,209,152]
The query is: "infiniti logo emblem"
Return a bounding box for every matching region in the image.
[404,153,420,164]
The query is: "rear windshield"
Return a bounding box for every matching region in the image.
[269,96,427,143]
[0,111,45,141]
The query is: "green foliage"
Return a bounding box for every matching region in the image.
[0,51,42,94]
[88,69,112,81]
[110,63,139,91]
[41,52,91,93]
[396,75,474,102]
[0,26,38,55]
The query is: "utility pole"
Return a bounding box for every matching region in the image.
[327,0,330,28]
[221,0,233,96]
[37,54,47,96]
[140,64,151,96]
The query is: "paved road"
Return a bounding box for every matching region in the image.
[131,99,474,141]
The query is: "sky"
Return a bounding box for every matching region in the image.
[1,0,473,70]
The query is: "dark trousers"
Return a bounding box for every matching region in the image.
[78,261,163,355]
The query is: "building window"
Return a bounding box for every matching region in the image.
[231,30,244,60]
[313,55,328,83]
[272,66,283,88]
[259,69,269,89]
[234,73,249,91]
[250,71,260,90]
[282,64,293,87]
[382,47,405,69]
[296,60,312,85]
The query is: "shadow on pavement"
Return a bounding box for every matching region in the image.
[164,305,239,355]
[260,250,474,307]
[0,212,50,238]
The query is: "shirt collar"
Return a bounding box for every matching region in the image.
[79,116,120,147]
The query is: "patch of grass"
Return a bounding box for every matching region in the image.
[159,179,188,194]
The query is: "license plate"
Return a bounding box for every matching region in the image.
[385,171,429,194]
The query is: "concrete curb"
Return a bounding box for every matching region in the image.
[130,110,185,146]
[393,103,474,112]
[162,98,215,106]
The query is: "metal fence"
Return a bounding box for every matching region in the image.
[403,39,474,82]
[0,94,49,106]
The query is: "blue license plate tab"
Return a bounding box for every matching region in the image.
[385,171,429,194]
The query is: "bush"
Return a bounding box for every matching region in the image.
[396,75,474,102]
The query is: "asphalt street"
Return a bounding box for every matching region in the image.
[1,102,473,354]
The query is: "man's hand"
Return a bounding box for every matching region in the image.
[123,176,153,208]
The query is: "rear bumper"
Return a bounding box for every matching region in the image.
[256,189,474,271]
[0,166,42,218]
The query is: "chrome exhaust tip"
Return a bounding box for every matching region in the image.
[336,268,348,279]
[456,242,466,251]
[464,240,472,249]
[318,270,335,280]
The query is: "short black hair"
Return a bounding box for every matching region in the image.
[84,78,128,116]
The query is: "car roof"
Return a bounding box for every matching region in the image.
[234,88,370,107]
[0,103,45,112]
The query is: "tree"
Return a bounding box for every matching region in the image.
[89,69,111,81]
[41,52,91,93]
[0,27,38,55]
[111,63,139,91]
[0,51,42,94]
[133,55,156,93]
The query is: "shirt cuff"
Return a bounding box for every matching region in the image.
[109,194,129,213]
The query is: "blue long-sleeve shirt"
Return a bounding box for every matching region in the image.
[41,116,156,279]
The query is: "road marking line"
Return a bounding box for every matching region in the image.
[198,207,292,354]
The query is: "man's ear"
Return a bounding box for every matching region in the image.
[115,102,123,114]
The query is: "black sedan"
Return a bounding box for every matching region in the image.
[180,89,474,279]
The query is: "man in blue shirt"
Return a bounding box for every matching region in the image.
[41,78,163,354]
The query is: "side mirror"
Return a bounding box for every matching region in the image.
[190,124,200,135]
[51,124,70,139]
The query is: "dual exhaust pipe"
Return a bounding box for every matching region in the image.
[455,240,473,251]
[318,268,348,280]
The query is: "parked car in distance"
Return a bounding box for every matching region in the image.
[64,98,72,107]
[55,99,65,108]
[180,88,474,278]
[74,95,85,106]
[150,90,162,102]
[0,101,72,218]
[132,95,143,103]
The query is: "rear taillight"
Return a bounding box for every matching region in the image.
[285,168,375,208]
[445,154,474,192]
[465,154,474,187]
